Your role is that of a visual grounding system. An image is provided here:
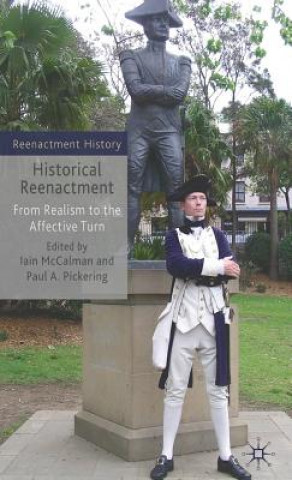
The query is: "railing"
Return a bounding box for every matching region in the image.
[136,233,166,244]
[225,232,252,244]
[138,231,253,245]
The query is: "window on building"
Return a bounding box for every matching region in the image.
[237,221,246,233]
[259,194,270,203]
[223,221,232,233]
[235,181,245,203]
[236,154,245,167]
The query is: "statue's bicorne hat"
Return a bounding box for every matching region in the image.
[125,0,183,28]
[167,174,217,206]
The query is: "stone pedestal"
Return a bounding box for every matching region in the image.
[75,262,248,461]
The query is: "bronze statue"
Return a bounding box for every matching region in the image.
[120,0,191,249]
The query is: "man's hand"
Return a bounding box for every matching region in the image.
[223,257,240,278]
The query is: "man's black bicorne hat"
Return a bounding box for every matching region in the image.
[167,174,217,206]
[125,0,183,28]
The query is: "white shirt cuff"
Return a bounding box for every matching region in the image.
[202,258,224,276]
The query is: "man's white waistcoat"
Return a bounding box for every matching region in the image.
[171,227,227,336]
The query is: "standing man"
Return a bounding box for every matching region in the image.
[120,0,191,249]
[150,175,251,480]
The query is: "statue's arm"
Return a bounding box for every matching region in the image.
[120,50,164,103]
[163,56,192,105]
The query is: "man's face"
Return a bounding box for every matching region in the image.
[143,13,170,41]
[181,192,207,218]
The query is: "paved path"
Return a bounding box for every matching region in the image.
[0,410,291,479]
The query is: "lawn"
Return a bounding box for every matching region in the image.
[0,294,291,411]
[0,345,82,384]
[233,294,292,408]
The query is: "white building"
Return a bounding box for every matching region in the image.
[222,155,292,243]
[139,155,292,243]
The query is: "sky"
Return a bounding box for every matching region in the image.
[16,0,292,105]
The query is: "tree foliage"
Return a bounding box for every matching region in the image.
[94,0,144,103]
[245,232,271,273]
[185,98,232,204]
[172,0,274,251]
[173,0,272,108]
[0,1,109,130]
[237,96,292,279]
[91,95,126,131]
[279,233,292,278]
[273,0,292,45]
[238,97,292,161]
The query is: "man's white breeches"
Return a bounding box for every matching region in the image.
[165,323,228,408]
[162,323,231,461]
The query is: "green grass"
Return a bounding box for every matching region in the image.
[233,294,292,408]
[0,295,291,411]
[0,345,82,384]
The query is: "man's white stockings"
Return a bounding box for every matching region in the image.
[161,403,183,460]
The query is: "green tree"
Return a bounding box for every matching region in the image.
[279,160,292,233]
[221,101,245,252]
[273,0,292,45]
[238,96,292,279]
[35,53,108,130]
[76,29,125,131]
[271,0,292,233]
[91,95,126,131]
[173,0,273,251]
[245,150,292,236]
[93,0,144,105]
[185,98,232,204]
[173,0,269,108]
[0,1,108,130]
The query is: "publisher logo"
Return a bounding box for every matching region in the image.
[242,437,276,470]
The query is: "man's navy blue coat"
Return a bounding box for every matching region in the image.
[158,226,233,390]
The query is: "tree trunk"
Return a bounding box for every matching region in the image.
[231,94,238,254]
[284,187,291,234]
[231,155,237,253]
[269,168,279,280]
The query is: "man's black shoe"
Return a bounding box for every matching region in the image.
[150,455,174,480]
[218,456,251,480]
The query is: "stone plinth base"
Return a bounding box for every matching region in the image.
[75,264,248,461]
[75,410,248,462]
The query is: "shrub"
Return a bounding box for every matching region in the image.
[0,330,8,342]
[255,282,267,293]
[239,260,259,291]
[245,232,271,273]
[133,237,165,260]
[279,233,292,279]
[2,300,82,319]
